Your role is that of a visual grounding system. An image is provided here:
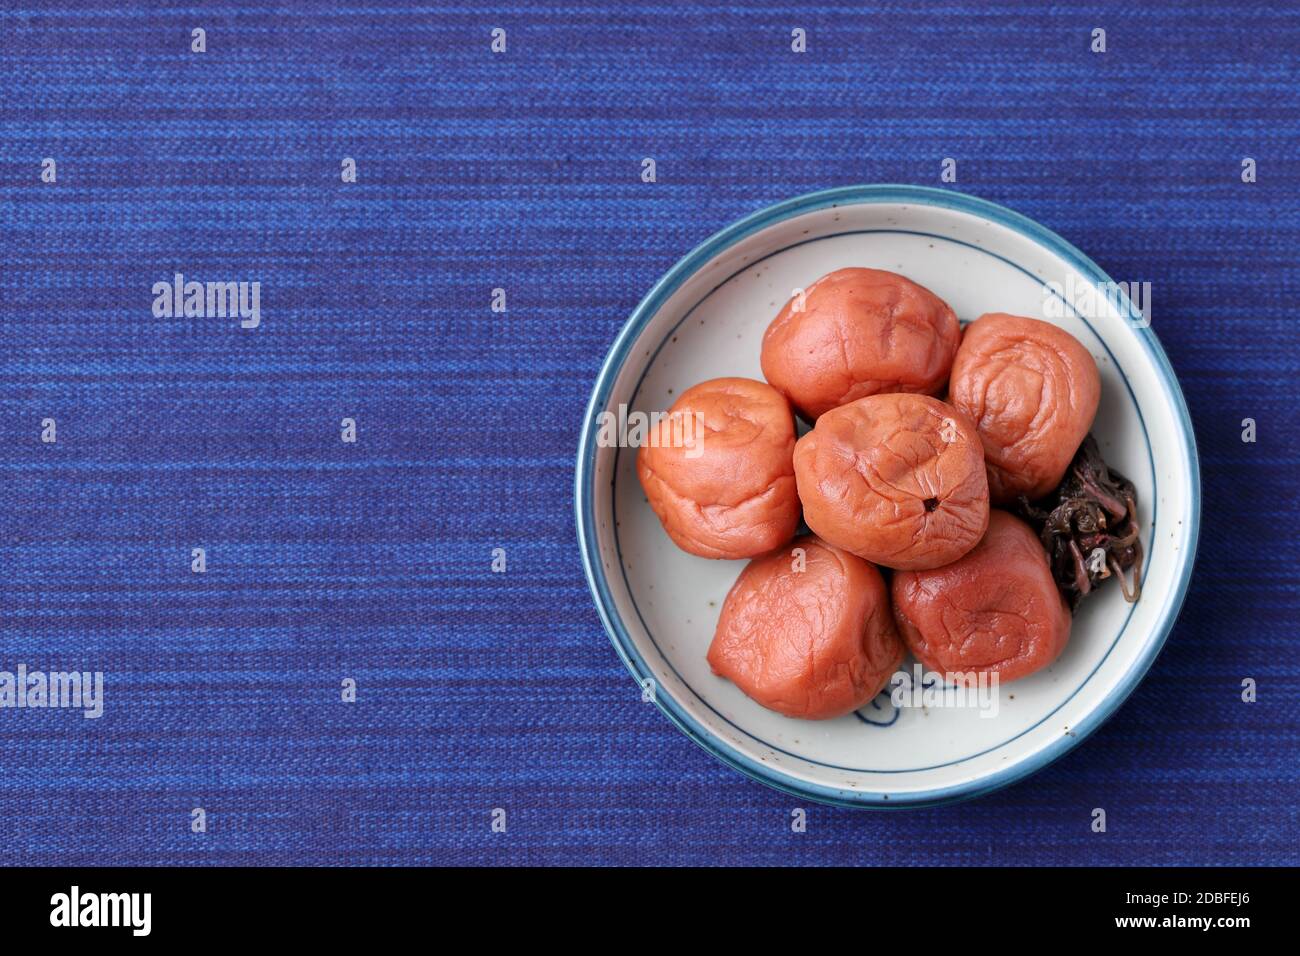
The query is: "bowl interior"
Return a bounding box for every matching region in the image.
[579,188,1197,805]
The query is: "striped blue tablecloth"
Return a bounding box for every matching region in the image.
[1,1,1296,865]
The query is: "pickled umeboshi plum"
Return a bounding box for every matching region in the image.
[708,536,904,720]
[948,313,1101,504]
[637,377,800,559]
[793,393,989,570]
[760,268,960,420]
[892,510,1072,682]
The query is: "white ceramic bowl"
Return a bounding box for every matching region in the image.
[575,185,1199,807]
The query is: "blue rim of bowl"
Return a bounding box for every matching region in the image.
[574,184,1201,809]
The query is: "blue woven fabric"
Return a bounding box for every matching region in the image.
[1,1,1296,866]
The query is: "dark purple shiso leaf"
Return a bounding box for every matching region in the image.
[1014,434,1143,614]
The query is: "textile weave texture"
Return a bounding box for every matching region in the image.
[1,1,1296,865]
